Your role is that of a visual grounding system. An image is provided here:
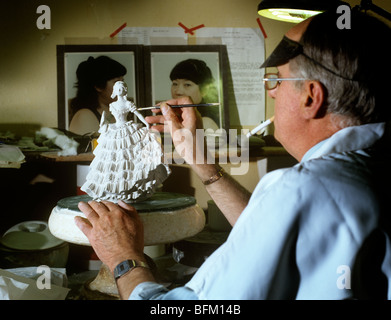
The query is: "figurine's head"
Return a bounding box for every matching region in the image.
[111,81,128,99]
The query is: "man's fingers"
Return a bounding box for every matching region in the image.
[117,200,138,215]
[161,103,182,134]
[74,216,92,237]
[78,201,100,221]
[101,200,137,215]
[145,115,169,133]
[145,115,164,123]
[150,124,168,132]
[100,200,120,211]
[88,200,111,215]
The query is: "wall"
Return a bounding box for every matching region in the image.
[1,0,391,134]
[1,0,390,223]
[0,0,290,134]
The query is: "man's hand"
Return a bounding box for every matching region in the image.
[145,98,250,226]
[146,97,205,165]
[74,200,146,272]
[145,97,203,133]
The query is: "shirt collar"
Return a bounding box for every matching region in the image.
[301,122,387,163]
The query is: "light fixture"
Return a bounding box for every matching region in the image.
[257,0,347,23]
[355,0,391,22]
[258,0,391,23]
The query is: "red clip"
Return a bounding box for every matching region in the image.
[178,22,205,35]
[110,22,127,38]
[257,18,267,39]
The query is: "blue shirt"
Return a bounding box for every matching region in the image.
[130,122,391,300]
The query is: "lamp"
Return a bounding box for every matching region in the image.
[355,0,391,22]
[257,0,348,23]
[258,0,391,23]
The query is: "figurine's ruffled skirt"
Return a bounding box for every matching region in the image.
[81,121,170,202]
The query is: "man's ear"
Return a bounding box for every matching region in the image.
[94,86,103,93]
[302,81,326,119]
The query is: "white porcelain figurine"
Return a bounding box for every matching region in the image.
[81,81,170,202]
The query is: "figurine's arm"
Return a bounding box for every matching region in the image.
[134,111,150,129]
[100,110,113,127]
[100,110,107,127]
[127,101,150,129]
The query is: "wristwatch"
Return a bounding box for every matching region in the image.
[113,259,150,280]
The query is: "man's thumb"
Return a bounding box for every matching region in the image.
[161,103,181,134]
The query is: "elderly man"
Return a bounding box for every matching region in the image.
[75,10,391,299]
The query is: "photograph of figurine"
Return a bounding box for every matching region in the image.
[147,46,229,130]
[57,45,143,133]
[81,81,170,202]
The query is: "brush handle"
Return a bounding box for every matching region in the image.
[137,103,219,111]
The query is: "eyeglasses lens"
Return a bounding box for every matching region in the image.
[264,74,278,90]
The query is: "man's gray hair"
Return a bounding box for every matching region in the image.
[288,11,391,128]
[289,54,372,128]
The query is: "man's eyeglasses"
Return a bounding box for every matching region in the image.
[263,73,307,90]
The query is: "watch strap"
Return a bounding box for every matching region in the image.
[202,167,225,185]
[114,259,150,280]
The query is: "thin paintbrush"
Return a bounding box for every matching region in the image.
[137,103,220,111]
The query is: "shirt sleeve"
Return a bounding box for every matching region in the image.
[129,281,199,300]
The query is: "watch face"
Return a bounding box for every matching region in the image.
[114,260,149,279]
[118,261,128,272]
[114,260,130,279]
